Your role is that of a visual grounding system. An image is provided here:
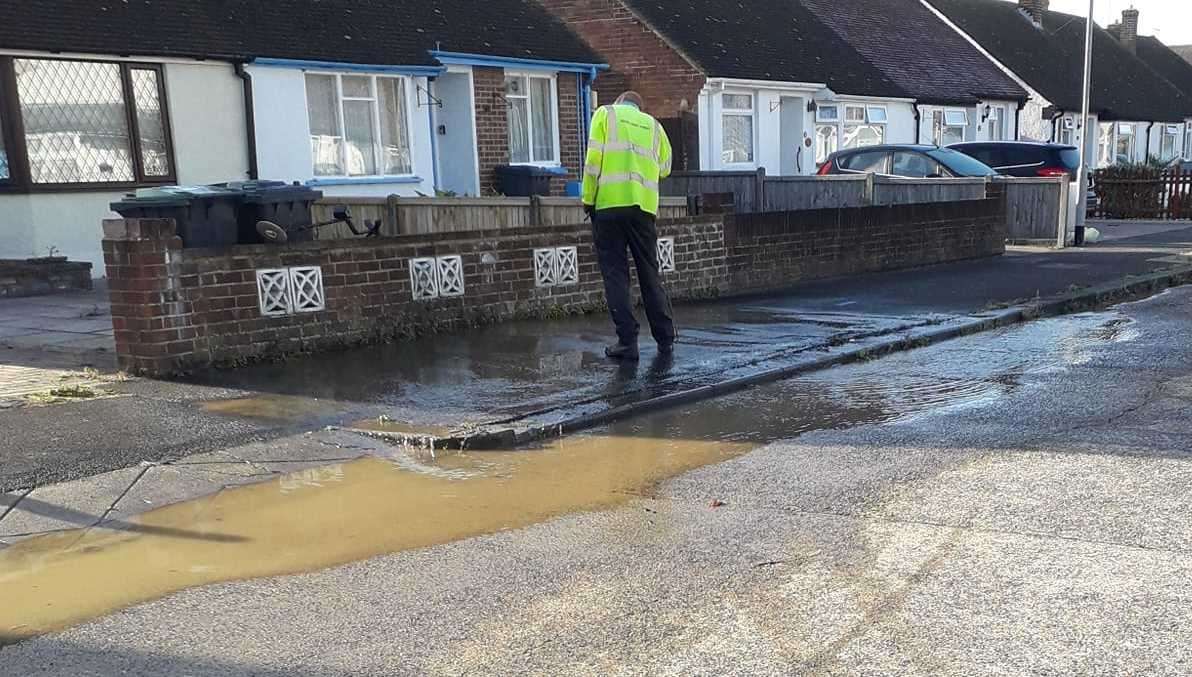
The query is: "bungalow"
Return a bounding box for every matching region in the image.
[0,0,604,273]
[1132,31,1192,162]
[540,0,1027,174]
[925,0,1192,167]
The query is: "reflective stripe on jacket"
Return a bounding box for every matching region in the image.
[582,104,673,215]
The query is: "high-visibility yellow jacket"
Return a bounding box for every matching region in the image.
[582,104,672,215]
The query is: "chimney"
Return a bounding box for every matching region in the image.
[1118,8,1139,55]
[1018,0,1049,27]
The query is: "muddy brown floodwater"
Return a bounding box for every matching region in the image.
[0,309,1140,643]
[0,434,752,642]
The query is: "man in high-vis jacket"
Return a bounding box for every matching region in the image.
[583,91,675,361]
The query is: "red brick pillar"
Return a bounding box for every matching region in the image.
[102,218,203,376]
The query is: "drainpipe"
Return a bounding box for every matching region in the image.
[1145,121,1155,163]
[234,62,259,180]
[913,104,923,144]
[1050,110,1064,143]
[1014,99,1027,140]
[427,78,439,192]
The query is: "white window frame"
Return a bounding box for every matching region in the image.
[841,103,887,150]
[1059,116,1075,146]
[1160,124,1180,161]
[720,91,756,166]
[930,108,968,146]
[1185,123,1192,160]
[1116,122,1136,164]
[304,71,416,179]
[1098,122,1115,167]
[987,105,1005,141]
[815,103,840,123]
[504,70,561,166]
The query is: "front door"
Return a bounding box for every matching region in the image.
[779,96,806,175]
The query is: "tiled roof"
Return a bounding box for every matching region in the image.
[620,0,911,98]
[1136,36,1192,104]
[927,0,1192,122]
[801,0,1027,104]
[0,0,603,67]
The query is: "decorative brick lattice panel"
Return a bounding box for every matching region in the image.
[256,269,292,316]
[409,258,440,300]
[657,238,676,273]
[534,248,558,287]
[437,256,465,298]
[555,246,579,286]
[288,266,325,313]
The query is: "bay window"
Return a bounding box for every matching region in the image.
[814,103,840,164]
[1160,124,1179,162]
[931,109,967,146]
[721,93,755,164]
[1115,122,1135,165]
[843,104,885,149]
[305,72,413,178]
[0,57,175,188]
[505,73,558,165]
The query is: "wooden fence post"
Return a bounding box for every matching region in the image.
[387,195,401,235]
[755,167,767,212]
[863,173,875,206]
[529,195,543,226]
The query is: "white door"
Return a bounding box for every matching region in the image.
[779,96,806,175]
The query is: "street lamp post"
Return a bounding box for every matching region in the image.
[1074,0,1095,245]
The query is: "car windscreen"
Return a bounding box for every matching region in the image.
[927,149,998,177]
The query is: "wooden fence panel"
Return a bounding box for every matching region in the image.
[998,177,1069,244]
[661,170,763,212]
[762,175,869,210]
[1094,167,1192,220]
[313,196,688,239]
[872,177,987,205]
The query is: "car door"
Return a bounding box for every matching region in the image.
[992,147,1042,177]
[839,150,891,175]
[891,151,950,178]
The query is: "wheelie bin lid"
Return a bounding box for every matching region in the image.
[110,184,243,211]
[219,180,323,203]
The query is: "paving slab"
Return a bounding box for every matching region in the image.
[0,467,143,542]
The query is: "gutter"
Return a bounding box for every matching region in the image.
[234,63,259,180]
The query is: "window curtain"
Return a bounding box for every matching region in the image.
[305,74,343,176]
[379,79,411,175]
[530,78,554,162]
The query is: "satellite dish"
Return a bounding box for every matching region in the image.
[256,220,288,244]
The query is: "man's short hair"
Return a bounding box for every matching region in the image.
[615,91,645,108]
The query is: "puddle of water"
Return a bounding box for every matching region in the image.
[0,434,751,642]
[200,394,340,422]
[0,307,1146,643]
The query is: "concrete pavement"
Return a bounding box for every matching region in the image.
[2,285,1192,673]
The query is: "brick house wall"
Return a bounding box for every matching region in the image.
[536,0,708,168]
[472,67,583,197]
[104,196,1005,376]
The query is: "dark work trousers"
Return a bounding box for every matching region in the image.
[592,206,676,347]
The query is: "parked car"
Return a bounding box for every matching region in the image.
[816,144,999,178]
[949,141,1099,214]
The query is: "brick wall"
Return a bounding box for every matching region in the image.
[537,0,706,119]
[473,67,585,197]
[0,259,92,298]
[104,197,1005,376]
[473,67,511,196]
[726,199,1007,293]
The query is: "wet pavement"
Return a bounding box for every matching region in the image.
[183,223,1192,439]
[2,287,1190,665]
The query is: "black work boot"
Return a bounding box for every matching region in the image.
[605,342,640,361]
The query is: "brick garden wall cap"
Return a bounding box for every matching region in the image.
[102,218,178,241]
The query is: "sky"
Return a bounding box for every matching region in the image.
[1045,0,1192,46]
